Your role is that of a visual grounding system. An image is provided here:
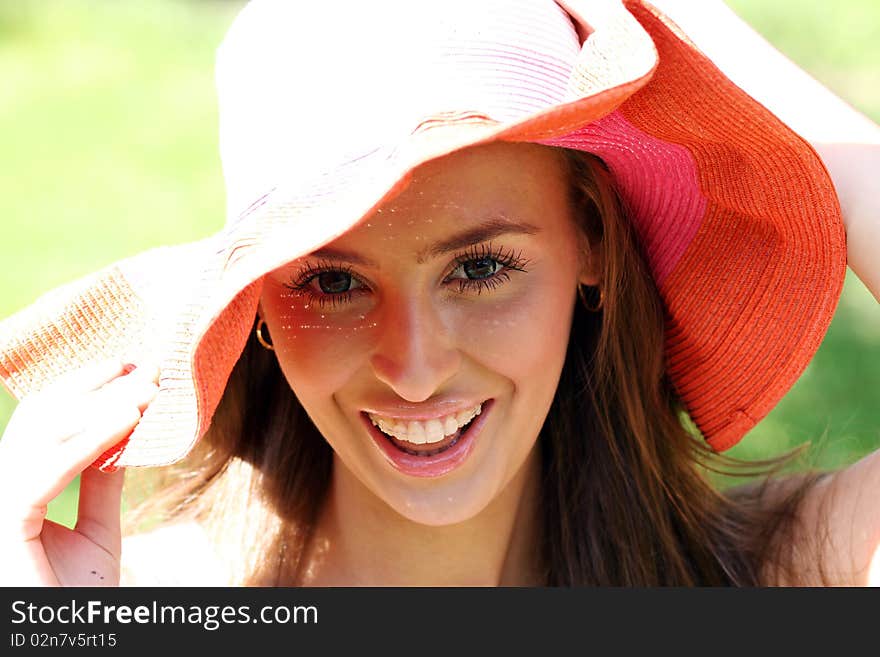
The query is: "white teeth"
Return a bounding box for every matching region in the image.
[407,421,427,444]
[368,402,483,444]
[424,419,445,443]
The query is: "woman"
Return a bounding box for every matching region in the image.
[0,0,877,586]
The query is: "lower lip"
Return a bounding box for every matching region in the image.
[361,399,494,478]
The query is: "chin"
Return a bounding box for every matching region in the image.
[383,482,496,527]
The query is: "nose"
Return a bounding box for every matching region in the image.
[369,293,462,402]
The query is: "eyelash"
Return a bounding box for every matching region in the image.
[284,260,360,310]
[283,243,531,309]
[448,243,530,295]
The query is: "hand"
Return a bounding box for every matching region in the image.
[0,360,159,586]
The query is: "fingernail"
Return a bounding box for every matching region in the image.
[122,362,160,383]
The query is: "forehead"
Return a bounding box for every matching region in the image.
[331,142,573,249]
[395,141,568,205]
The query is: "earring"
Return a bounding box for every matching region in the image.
[255,317,275,350]
[577,284,604,312]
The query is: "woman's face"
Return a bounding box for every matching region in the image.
[260,142,598,526]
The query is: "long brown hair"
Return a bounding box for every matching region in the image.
[124,147,827,585]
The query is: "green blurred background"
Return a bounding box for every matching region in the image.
[0,0,878,528]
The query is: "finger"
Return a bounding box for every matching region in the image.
[4,366,159,449]
[1,384,156,535]
[126,362,160,387]
[51,392,154,500]
[18,401,140,510]
[36,358,159,402]
[76,466,125,555]
[39,358,129,396]
[56,368,160,444]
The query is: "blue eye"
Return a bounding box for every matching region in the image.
[444,244,529,295]
[283,261,365,309]
[460,257,501,280]
[316,271,355,294]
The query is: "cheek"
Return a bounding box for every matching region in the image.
[454,272,576,384]
[260,285,377,396]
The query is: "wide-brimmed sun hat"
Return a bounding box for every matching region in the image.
[0,0,845,471]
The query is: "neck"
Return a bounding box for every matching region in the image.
[296,445,544,586]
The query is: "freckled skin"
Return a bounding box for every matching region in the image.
[260,142,599,527]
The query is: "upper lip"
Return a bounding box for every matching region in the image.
[361,398,490,421]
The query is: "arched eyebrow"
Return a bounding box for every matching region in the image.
[308,218,540,268]
[418,218,540,264]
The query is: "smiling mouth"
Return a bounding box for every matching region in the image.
[366,400,486,457]
[376,417,478,457]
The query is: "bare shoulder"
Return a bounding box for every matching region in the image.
[754,450,880,586]
[120,521,228,586]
